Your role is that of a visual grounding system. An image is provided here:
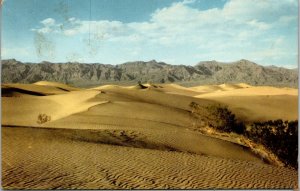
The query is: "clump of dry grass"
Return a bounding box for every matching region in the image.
[37,114,51,124]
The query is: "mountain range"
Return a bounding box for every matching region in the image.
[1,59,298,88]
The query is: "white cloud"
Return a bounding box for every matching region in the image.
[32,18,62,34]
[181,0,196,5]
[32,0,295,40]
[30,0,298,66]
[68,17,76,22]
[41,18,56,26]
[222,0,297,22]
[246,19,270,31]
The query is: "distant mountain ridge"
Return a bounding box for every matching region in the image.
[1,59,298,88]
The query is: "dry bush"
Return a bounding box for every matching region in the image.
[190,101,298,169]
[37,114,51,124]
[248,120,298,169]
[190,102,244,134]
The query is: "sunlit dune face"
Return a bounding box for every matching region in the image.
[1,82,298,189]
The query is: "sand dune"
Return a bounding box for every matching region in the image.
[2,88,105,126]
[219,83,244,90]
[3,127,297,189]
[95,83,200,96]
[195,86,298,122]
[92,84,216,111]
[47,102,262,162]
[195,85,297,96]
[2,82,298,189]
[2,83,68,96]
[34,81,81,91]
[237,83,252,88]
[189,83,252,93]
[156,84,201,96]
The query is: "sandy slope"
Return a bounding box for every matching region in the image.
[194,85,297,96]
[2,86,105,126]
[189,83,246,93]
[1,82,298,189]
[194,85,298,122]
[2,127,297,189]
[2,83,68,96]
[47,103,261,162]
[100,83,200,96]
[34,81,81,91]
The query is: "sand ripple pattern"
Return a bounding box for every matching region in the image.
[2,127,297,189]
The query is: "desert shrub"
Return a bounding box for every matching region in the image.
[247,120,298,169]
[190,102,245,134]
[205,104,236,132]
[37,113,51,124]
[190,102,298,169]
[234,121,246,134]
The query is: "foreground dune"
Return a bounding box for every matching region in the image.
[3,127,297,189]
[1,82,298,189]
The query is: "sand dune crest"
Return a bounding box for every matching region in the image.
[2,82,298,189]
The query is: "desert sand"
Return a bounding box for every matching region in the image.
[194,84,298,122]
[2,82,298,189]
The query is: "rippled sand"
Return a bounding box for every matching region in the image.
[2,82,298,189]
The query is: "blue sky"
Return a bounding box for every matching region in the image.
[1,0,298,68]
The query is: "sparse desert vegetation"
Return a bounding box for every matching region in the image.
[248,120,298,169]
[37,113,51,124]
[190,102,245,134]
[190,102,298,169]
[2,81,298,189]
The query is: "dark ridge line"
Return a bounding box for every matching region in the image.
[1,87,48,96]
[55,87,71,92]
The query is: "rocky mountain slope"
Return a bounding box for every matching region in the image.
[1,59,298,87]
